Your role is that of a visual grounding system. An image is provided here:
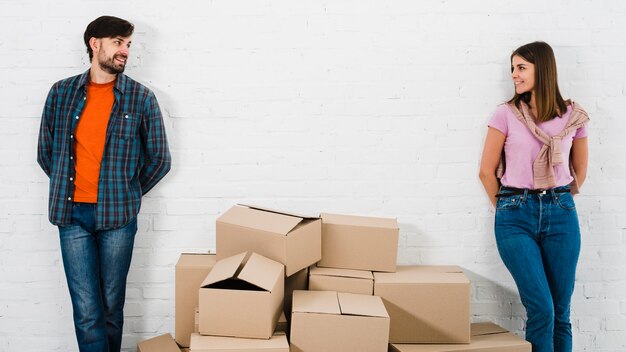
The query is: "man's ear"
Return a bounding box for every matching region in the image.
[89,37,100,54]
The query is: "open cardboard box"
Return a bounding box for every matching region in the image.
[199,252,284,339]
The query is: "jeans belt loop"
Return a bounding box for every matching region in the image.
[523,189,528,202]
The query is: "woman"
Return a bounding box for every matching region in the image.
[479,41,589,352]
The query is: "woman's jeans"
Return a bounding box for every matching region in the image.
[58,203,137,352]
[495,186,580,352]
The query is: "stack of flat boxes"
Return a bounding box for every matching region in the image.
[138,204,531,352]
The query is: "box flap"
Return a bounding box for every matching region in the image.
[337,292,389,318]
[374,265,469,284]
[238,252,284,292]
[137,333,180,352]
[219,205,303,235]
[471,322,509,336]
[310,266,373,280]
[240,203,320,220]
[292,290,340,315]
[200,252,247,288]
[190,332,289,350]
[321,212,398,229]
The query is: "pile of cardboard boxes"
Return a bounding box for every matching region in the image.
[138,204,531,352]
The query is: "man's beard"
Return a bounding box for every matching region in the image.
[98,52,127,74]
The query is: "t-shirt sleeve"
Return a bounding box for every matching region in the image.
[574,123,588,139]
[487,105,508,136]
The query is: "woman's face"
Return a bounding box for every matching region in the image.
[511,55,535,95]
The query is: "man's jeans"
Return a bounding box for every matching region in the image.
[495,186,580,352]
[59,203,137,352]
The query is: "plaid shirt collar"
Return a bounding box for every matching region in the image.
[77,69,129,94]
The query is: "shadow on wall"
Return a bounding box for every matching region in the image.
[463,268,527,337]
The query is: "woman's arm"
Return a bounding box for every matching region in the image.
[571,137,588,188]
[479,127,506,207]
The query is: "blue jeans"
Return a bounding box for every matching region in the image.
[495,186,580,352]
[58,203,137,352]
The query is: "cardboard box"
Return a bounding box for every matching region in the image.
[197,277,286,335]
[290,290,390,352]
[318,213,398,272]
[389,322,531,352]
[189,332,289,351]
[216,205,321,277]
[309,266,373,295]
[199,252,284,339]
[194,307,199,333]
[137,333,181,352]
[175,253,217,347]
[374,265,470,343]
[276,312,288,334]
[284,266,308,318]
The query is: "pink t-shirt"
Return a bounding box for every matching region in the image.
[488,104,588,189]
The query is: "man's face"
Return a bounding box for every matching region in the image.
[94,36,132,74]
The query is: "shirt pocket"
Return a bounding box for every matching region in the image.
[112,112,139,142]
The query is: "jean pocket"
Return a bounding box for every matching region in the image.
[496,194,523,211]
[555,192,576,211]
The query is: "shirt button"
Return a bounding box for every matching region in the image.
[68,197,72,201]
[70,135,74,139]
[70,177,74,181]
[124,114,129,119]
[83,97,86,100]
[70,156,73,160]
[75,116,79,120]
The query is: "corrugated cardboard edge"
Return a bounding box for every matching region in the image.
[310,266,374,280]
[240,204,320,220]
[321,212,399,229]
[373,265,470,284]
[471,321,510,336]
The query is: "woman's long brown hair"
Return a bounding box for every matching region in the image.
[508,42,567,122]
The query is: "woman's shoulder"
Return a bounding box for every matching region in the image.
[564,99,589,119]
[564,99,585,111]
[492,103,516,119]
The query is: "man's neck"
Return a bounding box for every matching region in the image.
[89,64,117,84]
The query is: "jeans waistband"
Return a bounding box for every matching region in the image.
[496,186,570,198]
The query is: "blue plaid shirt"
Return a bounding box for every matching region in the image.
[37,70,171,230]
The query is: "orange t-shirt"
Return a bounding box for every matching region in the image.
[73,80,115,203]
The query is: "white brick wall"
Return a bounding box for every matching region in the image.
[1,1,625,351]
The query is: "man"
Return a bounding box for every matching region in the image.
[37,16,171,351]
